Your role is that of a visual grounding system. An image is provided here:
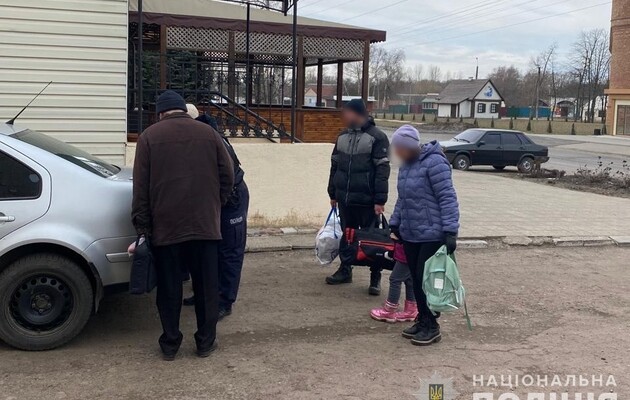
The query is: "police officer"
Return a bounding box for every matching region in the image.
[184,105,249,320]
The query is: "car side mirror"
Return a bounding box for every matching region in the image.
[477,141,485,147]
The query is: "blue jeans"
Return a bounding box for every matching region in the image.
[386,261,415,304]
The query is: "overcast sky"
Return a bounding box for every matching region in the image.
[299,0,613,78]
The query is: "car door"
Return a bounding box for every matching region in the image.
[501,132,525,166]
[0,143,51,239]
[473,132,502,166]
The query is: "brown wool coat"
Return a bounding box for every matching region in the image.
[132,113,234,246]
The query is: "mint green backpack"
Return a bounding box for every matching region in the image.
[422,245,472,330]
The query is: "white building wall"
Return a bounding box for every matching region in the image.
[459,101,471,118]
[437,104,451,117]
[0,0,128,164]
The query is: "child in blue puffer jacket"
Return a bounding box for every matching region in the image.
[390,125,460,347]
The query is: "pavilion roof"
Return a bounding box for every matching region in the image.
[129,0,386,42]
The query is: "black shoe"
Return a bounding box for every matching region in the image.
[162,352,177,361]
[218,307,232,321]
[183,296,195,306]
[325,265,352,285]
[402,319,425,339]
[196,341,218,358]
[411,321,441,346]
[368,272,381,296]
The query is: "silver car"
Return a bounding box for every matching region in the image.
[0,123,135,350]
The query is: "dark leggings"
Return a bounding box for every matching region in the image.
[403,241,443,324]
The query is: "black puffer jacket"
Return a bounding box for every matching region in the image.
[328,118,391,206]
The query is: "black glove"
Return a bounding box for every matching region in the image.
[444,232,457,254]
[390,226,401,241]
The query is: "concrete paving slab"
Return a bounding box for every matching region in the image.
[503,236,533,246]
[553,236,613,247]
[283,234,315,250]
[459,240,488,249]
[610,236,630,246]
[246,236,291,253]
[280,227,298,235]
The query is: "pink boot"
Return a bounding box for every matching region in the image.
[395,300,418,322]
[370,301,399,323]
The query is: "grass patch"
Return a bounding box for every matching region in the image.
[519,158,630,199]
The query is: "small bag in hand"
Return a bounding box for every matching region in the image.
[340,214,396,271]
[129,235,157,295]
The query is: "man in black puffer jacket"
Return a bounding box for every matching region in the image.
[327,99,391,295]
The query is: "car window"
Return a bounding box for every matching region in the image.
[454,129,485,143]
[502,133,521,146]
[517,133,533,144]
[11,130,120,178]
[483,133,501,145]
[0,151,41,200]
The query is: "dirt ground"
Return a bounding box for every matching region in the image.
[1,247,628,399]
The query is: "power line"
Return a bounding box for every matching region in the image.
[390,0,553,40]
[387,0,505,34]
[339,0,410,22]
[299,0,329,10]
[387,1,611,47]
[302,0,356,16]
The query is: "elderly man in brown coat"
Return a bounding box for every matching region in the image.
[132,90,234,360]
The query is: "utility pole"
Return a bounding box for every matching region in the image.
[535,66,541,120]
[475,57,479,80]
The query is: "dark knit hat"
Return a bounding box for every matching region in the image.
[156,90,187,114]
[343,98,368,117]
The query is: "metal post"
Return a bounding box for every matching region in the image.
[290,0,298,143]
[245,3,251,107]
[137,0,144,134]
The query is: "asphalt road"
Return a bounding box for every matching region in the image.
[383,128,629,173]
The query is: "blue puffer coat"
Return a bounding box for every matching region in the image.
[391,141,460,243]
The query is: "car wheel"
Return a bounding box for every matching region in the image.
[0,253,93,351]
[493,165,506,170]
[518,157,534,173]
[453,155,470,171]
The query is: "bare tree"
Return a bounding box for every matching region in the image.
[530,43,557,119]
[489,65,523,107]
[428,65,442,82]
[570,29,610,122]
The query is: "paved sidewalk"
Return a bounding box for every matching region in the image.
[447,171,630,237]
[127,143,630,238]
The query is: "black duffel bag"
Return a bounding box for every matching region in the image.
[129,236,157,295]
[340,215,396,271]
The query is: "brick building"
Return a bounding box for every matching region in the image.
[607,0,630,135]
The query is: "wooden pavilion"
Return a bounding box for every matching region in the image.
[128,0,386,142]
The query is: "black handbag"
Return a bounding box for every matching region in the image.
[340,215,396,271]
[129,236,157,295]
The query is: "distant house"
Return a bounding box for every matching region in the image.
[305,84,337,107]
[304,88,318,107]
[437,79,504,119]
[421,93,440,114]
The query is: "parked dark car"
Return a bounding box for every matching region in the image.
[441,129,549,173]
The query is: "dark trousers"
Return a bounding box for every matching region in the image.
[219,182,249,310]
[403,241,443,324]
[338,204,381,277]
[153,240,219,355]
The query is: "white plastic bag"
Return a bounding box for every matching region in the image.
[315,208,342,265]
